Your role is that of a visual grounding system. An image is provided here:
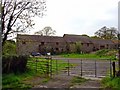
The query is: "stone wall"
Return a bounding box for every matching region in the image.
[17,34,116,55]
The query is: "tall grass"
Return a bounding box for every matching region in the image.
[2,57,72,89]
[2,70,35,89]
[101,77,120,89]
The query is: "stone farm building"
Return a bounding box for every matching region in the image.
[17,34,116,55]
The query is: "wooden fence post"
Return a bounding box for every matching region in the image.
[50,57,52,78]
[36,59,37,73]
[56,59,58,74]
[45,57,49,77]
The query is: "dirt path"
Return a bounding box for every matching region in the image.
[33,73,102,88]
[71,80,101,90]
[33,71,74,88]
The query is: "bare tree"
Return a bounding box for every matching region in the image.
[1,0,46,45]
[34,26,56,36]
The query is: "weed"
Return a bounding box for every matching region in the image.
[101,77,120,89]
[42,78,50,83]
[71,76,87,85]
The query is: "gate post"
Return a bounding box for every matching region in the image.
[68,59,70,76]
[50,57,52,78]
[80,59,82,77]
[56,59,58,74]
[95,60,97,77]
[46,58,49,77]
[110,59,112,77]
[112,62,116,78]
[35,58,37,73]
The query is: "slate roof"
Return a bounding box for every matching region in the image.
[63,34,92,43]
[63,34,114,45]
[91,38,114,45]
[17,34,115,45]
[17,34,65,42]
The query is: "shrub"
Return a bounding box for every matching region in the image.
[101,77,120,89]
[2,55,29,74]
[2,40,16,55]
[95,49,109,56]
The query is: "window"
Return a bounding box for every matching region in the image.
[106,44,109,49]
[56,48,59,51]
[56,42,59,45]
[87,43,89,47]
[100,45,105,49]
[41,42,44,45]
[22,41,26,44]
[81,43,83,45]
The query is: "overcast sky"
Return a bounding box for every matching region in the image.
[31,0,119,36]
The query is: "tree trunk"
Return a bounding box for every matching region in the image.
[2,15,13,46]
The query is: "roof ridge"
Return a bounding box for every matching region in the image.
[18,34,63,38]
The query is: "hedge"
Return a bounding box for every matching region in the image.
[2,55,29,74]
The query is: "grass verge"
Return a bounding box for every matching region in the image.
[60,53,114,60]
[2,57,74,89]
[2,70,35,89]
[70,76,88,87]
[101,76,120,90]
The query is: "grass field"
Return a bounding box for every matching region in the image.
[60,53,116,60]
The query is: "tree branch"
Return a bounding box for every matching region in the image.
[4,0,13,16]
[11,2,30,27]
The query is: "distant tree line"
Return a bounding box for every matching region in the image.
[94,26,118,40]
[34,26,56,36]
